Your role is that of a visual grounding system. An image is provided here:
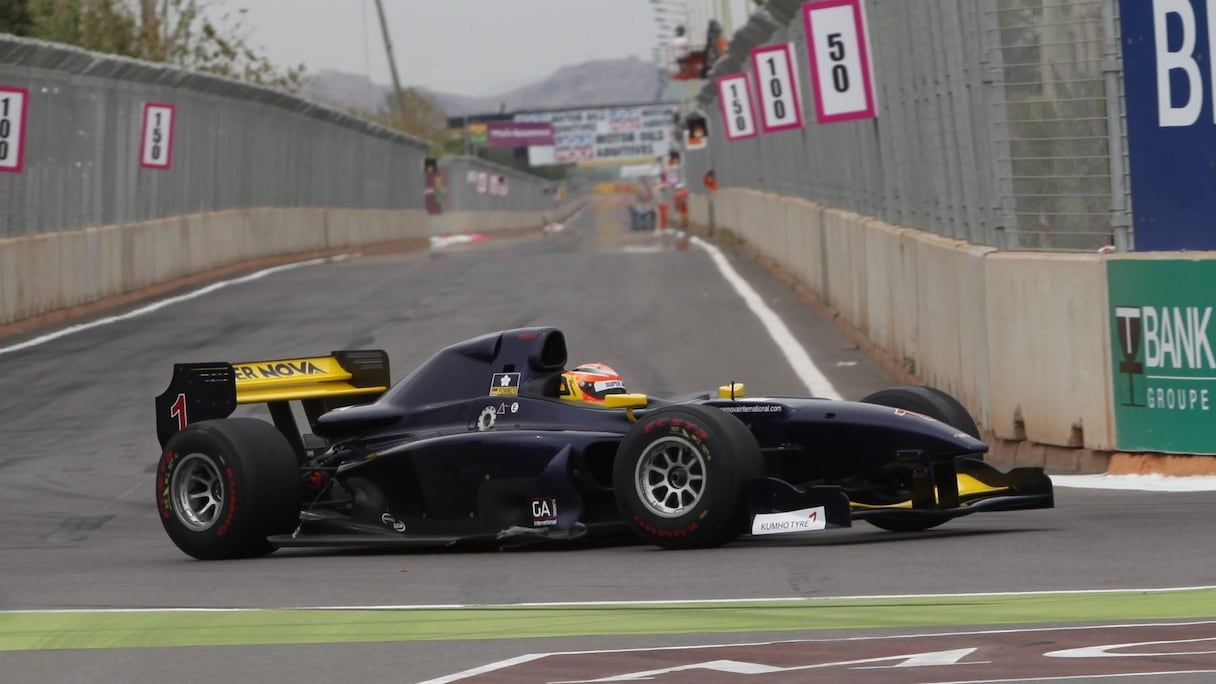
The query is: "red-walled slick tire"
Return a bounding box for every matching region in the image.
[614,405,761,550]
[155,418,301,560]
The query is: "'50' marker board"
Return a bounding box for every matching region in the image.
[803,0,877,123]
[140,103,176,170]
[750,43,805,133]
[716,73,758,141]
[0,85,29,173]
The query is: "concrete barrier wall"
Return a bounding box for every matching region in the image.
[428,210,551,236]
[700,188,1116,452]
[984,253,1114,449]
[0,203,581,327]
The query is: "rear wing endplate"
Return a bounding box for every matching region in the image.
[154,350,390,448]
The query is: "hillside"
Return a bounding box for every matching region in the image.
[301,56,665,117]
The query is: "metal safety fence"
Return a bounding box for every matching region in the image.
[685,0,1131,251]
[440,156,560,215]
[0,36,559,240]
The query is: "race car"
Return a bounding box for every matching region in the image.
[153,327,1053,560]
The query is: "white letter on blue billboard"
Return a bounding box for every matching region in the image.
[1154,0,1203,126]
[1209,0,1216,121]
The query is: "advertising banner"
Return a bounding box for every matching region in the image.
[1108,259,1216,453]
[1119,0,1216,250]
[470,121,556,148]
[516,103,680,166]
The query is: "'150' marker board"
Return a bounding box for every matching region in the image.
[716,73,759,140]
[140,103,177,170]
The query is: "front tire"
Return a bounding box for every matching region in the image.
[860,385,981,440]
[613,405,761,549]
[860,386,982,533]
[155,418,301,560]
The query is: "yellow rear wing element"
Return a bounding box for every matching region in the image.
[233,356,388,404]
[155,349,390,447]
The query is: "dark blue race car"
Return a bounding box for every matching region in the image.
[153,327,1053,560]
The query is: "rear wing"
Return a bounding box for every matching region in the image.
[154,350,390,449]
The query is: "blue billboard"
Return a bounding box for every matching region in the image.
[1120,0,1216,251]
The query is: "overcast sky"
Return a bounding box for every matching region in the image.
[221,0,755,96]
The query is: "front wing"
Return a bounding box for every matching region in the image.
[848,457,1054,525]
[746,458,1053,536]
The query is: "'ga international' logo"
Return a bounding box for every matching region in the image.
[1114,305,1215,411]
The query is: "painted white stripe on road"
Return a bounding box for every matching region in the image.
[5,585,1213,614]
[0,258,333,357]
[418,655,548,684]
[692,236,841,399]
[916,670,1216,683]
[1052,474,1216,493]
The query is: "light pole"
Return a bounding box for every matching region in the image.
[373,0,406,117]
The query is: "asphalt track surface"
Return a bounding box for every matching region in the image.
[1,203,1214,682]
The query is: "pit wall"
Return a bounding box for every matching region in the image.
[692,188,1188,474]
[0,202,580,328]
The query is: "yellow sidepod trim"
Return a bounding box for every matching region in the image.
[232,356,387,404]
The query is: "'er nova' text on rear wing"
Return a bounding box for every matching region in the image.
[154,350,390,449]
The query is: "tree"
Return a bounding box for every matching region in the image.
[0,0,34,35]
[371,88,450,156]
[143,0,304,90]
[8,0,303,92]
[26,0,142,56]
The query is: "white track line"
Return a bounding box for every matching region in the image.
[692,236,841,399]
[5,585,1213,614]
[0,258,333,357]
[1052,474,1216,492]
[911,671,1216,684]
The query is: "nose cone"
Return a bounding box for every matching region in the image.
[846,401,990,457]
[950,430,990,455]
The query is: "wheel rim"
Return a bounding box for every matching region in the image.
[634,435,707,518]
[170,453,225,531]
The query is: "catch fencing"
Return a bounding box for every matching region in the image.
[440,156,559,215]
[686,0,1130,251]
[0,36,558,240]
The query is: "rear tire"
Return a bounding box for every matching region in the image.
[155,418,301,560]
[613,405,761,549]
[860,386,981,533]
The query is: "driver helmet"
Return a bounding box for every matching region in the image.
[560,363,627,403]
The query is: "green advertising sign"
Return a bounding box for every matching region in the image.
[1108,259,1216,454]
